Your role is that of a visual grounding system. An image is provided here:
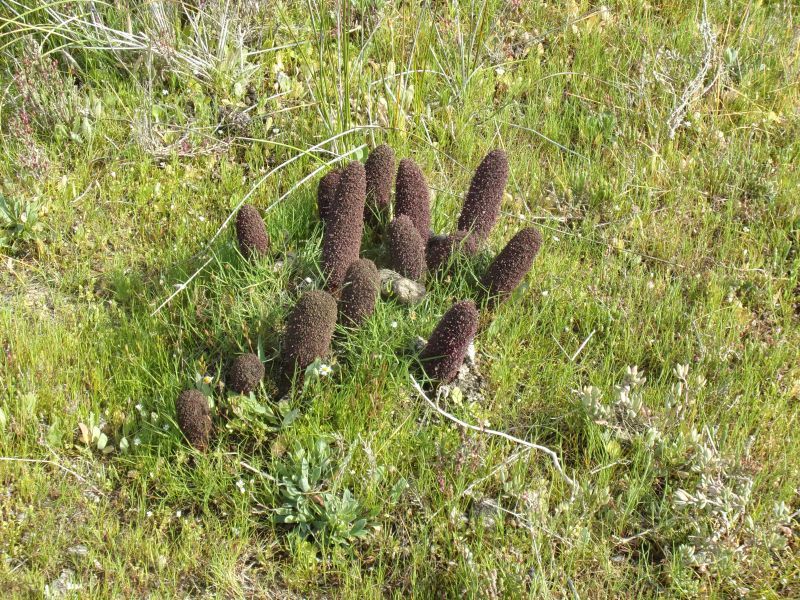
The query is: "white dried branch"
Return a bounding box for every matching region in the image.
[410,376,576,490]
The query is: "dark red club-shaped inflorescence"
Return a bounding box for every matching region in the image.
[388,215,426,280]
[364,144,395,226]
[419,300,479,383]
[227,353,265,395]
[235,205,270,259]
[481,227,542,304]
[425,230,478,273]
[321,162,367,292]
[317,168,341,223]
[457,149,509,246]
[339,258,380,327]
[281,290,338,384]
[394,158,431,241]
[175,390,212,451]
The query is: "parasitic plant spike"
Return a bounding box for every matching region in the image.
[364,144,395,226]
[281,290,338,384]
[317,168,342,223]
[419,300,479,383]
[321,162,367,292]
[425,231,478,274]
[481,227,542,304]
[388,215,426,280]
[339,258,380,327]
[457,149,509,246]
[394,158,431,240]
[235,205,270,259]
[227,353,265,395]
[176,390,212,451]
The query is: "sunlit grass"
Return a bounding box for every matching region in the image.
[0,0,798,597]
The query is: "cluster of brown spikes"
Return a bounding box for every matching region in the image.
[175,146,543,451]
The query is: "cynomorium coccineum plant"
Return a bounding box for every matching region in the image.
[175,390,212,451]
[235,205,270,259]
[481,227,542,305]
[388,215,426,280]
[316,168,341,223]
[339,258,380,327]
[425,230,478,274]
[281,290,338,385]
[457,149,509,247]
[394,158,431,240]
[364,144,395,226]
[419,300,479,383]
[321,161,367,292]
[227,353,265,394]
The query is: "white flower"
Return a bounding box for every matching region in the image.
[146,510,153,518]
[162,89,168,96]
[318,364,333,377]
[236,479,246,494]
[133,437,141,446]
[202,375,213,385]
[175,510,182,517]
[390,321,398,329]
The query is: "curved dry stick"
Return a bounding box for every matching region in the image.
[410,377,576,490]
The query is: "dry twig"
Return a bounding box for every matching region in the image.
[411,376,576,490]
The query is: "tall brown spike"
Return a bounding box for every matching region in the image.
[235,205,270,259]
[388,215,426,280]
[419,300,479,383]
[394,158,431,240]
[281,290,338,385]
[339,258,380,327]
[317,169,342,223]
[364,144,395,226]
[457,149,509,246]
[321,161,367,292]
[481,227,542,304]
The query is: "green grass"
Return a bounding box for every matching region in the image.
[1,0,798,597]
